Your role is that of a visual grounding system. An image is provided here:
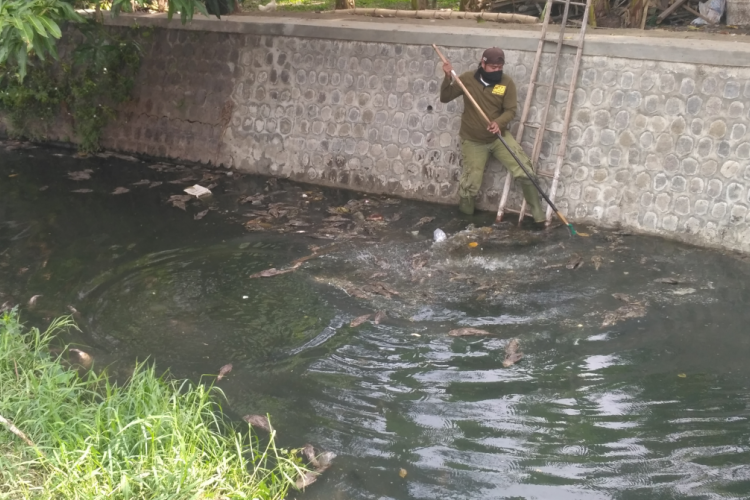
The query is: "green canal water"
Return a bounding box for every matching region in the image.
[2,142,750,499]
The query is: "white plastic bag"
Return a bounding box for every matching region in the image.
[433,228,447,243]
[692,0,726,25]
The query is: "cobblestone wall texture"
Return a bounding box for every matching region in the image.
[8,25,750,253]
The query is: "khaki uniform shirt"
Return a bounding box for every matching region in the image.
[439,70,518,143]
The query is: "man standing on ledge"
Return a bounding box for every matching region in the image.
[440,47,545,223]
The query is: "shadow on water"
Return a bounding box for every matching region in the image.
[2,142,750,499]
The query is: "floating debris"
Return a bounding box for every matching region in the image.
[448,327,493,337]
[591,255,603,270]
[69,348,93,370]
[242,414,272,433]
[655,276,687,285]
[601,303,648,327]
[566,254,584,270]
[433,228,447,243]
[373,310,388,325]
[27,295,42,308]
[216,363,233,381]
[167,194,192,210]
[413,216,435,228]
[71,189,93,193]
[350,314,372,327]
[248,268,293,279]
[68,169,93,181]
[503,338,523,367]
[194,209,209,220]
[184,184,212,198]
[399,468,408,479]
[112,187,130,195]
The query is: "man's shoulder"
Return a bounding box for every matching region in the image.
[501,73,516,86]
[459,70,477,81]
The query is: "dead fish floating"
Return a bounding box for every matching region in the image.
[248,267,294,279]
[216,363,233,381]
[243,414,272,433]
[448,327,493,337]
[503,338,523,367]
[349,314,371,327]
[296,444,336,489]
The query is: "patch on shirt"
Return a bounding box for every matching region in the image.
[492,85,506,96]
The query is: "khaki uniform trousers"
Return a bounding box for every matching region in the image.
[459,132,546,222]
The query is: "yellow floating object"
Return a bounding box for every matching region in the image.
[678,373,687,378]
[399,468,408,478]
[468,242,478,248]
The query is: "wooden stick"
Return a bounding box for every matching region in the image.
[682,4,715,24]
[656,0,688,23]
[0,414,36,448]
[640,0,650,29]
[337,8,539,24]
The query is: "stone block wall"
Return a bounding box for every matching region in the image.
[13,15,750,253]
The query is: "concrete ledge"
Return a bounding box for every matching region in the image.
[105,12,750,68]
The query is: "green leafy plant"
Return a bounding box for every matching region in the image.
[0,0,84,80]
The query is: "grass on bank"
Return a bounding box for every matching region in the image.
[0,309,305,499]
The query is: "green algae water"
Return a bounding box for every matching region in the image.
[2,142,750,499]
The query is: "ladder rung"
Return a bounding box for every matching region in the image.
[533,83,574,92]
[552,0,587,6]
[523,123,564,134]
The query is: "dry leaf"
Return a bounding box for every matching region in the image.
[448,327,493,337]
[194,209,209,220]
[399,468,408,478]
[350,314,372,327]
[217,363,233,381]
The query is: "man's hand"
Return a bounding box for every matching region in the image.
[442,62,453,78]
[487,122,501,135]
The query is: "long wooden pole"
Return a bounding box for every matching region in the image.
[432,44,581,235]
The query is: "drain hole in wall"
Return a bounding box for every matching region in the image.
[427,105,433,113]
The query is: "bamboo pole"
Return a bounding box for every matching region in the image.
[335,8,539,24]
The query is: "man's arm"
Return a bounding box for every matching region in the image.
[493,79,517,132]
[439,63,463,103]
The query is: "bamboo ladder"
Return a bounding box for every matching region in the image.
[495,0,593,224]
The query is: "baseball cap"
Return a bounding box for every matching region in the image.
[482,47,505,65]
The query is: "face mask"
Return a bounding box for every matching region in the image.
[480,67,503,84]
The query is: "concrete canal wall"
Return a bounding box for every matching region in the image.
[6,14,750,253]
